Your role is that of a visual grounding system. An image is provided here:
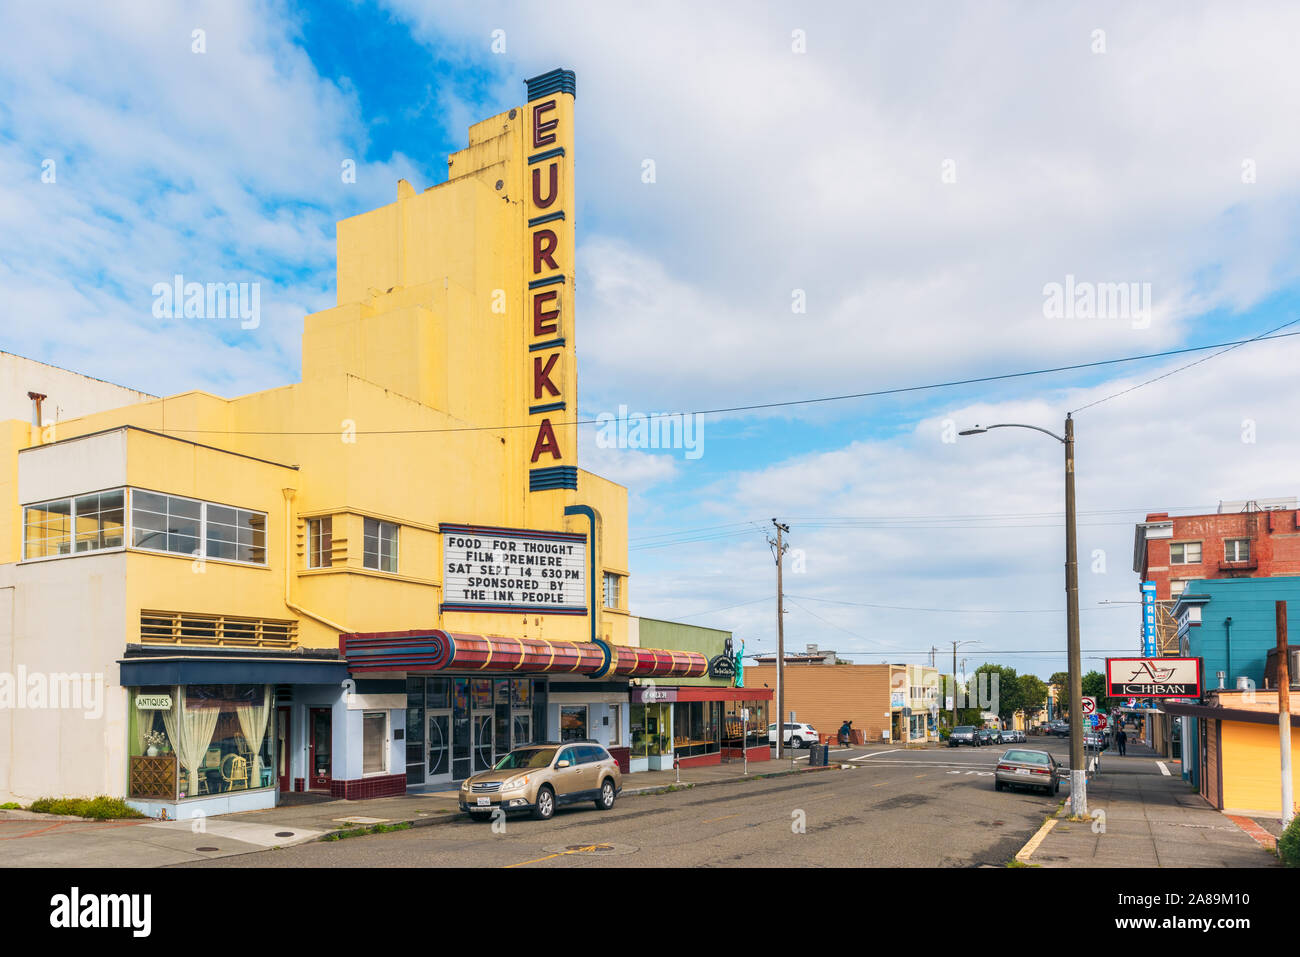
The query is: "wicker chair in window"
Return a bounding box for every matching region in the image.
[221,753,250,791]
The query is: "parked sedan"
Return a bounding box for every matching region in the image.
[998,728,1019,744]
[994,748,1061,795]
[977,728,1000,746]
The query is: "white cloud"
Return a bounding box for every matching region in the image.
[625,341,1300,675]
[383,0,1300,414]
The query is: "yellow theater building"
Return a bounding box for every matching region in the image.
[0,69,756,819]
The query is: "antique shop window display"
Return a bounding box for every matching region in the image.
[128,684,275,800]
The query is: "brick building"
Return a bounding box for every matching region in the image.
[1133,499,1300,655]
[1134,498,1300,602]
[746,662,939,744]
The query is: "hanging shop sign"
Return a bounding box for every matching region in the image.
[707,654,737,681]
[1105,657,1202,698]
[440,523,586,615]
[1141,580,1158,656]
[134,694,172,710]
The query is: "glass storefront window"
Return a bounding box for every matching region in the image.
[673,701,721,757]
[363,711,388,774]
[128,684,274,801]
[405,677,425,785]
[630,703,668,757]
[428,677,450,709]
[723,700,769,749]
[560,705,587,741]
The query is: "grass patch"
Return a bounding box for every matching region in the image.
[1006,858,1040,868]
[0,802,20,810]
[27,796,145,819]
[322,821,413,841]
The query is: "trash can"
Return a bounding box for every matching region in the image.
[808,744,829,767]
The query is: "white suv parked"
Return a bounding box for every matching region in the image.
[768,722,819,748]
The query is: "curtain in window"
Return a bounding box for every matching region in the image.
[162,687,221,797]
[235,685,272,787]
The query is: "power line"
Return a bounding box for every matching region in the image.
[147,328,1300,437]
[629,502,1231,545]
[1071,315,1300,414]
[786,594,1134,615]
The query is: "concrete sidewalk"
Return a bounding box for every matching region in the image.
[0,755,838,866]
[1018,745,1278,868]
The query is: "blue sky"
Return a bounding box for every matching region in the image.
[5,1,1300,678]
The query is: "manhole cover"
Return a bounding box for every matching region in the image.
[275,831,295,837]
[566,843,615,852]
[196,846,219,852]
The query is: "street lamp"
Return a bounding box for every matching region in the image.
[960,415,1086,817]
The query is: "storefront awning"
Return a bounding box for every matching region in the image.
[119,653,350,686]
[341,630,707,679]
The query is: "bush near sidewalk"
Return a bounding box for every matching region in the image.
[1279,814,1300,867]
[27,796,145,820]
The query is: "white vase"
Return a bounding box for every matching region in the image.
[146,746,159,757]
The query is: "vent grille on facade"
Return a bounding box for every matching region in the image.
[141,610,298,648]
[275,684,294,702]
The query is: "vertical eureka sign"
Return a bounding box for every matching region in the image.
[524,69,579,493]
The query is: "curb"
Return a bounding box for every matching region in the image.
[1014,817,1058,863]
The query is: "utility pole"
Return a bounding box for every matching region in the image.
[1277,601,1294,826]
[769,519,790,760]
[1064,414,1086,816]
[949,641,979,733]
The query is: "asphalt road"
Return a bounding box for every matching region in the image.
[185,738,1077,868]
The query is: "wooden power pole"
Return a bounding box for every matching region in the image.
[1277,601,1294,826]
[770,519,790,759]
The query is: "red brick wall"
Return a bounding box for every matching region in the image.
[330,774,407,800]
[1141,510,1300,600]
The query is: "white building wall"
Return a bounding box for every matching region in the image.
[0,551,128,804]
[0,352,154,426]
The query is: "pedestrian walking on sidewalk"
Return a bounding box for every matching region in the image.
[838,720,853,747]
[1116,727,1127,756]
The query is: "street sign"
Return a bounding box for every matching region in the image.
[1081,696,1097,715]
[1088,713,1099,728]
[1094,714,1108,730]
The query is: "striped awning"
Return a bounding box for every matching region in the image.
[342,630,706,679]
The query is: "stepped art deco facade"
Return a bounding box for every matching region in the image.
[0,69,762,820]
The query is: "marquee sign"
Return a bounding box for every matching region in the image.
[523,69,578,493]
[440,523,586,615]
[1105,657,1202,698]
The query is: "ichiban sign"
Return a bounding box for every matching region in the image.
[524,70,578,492]
[441,523,587,615]
[1105,657,1202,698]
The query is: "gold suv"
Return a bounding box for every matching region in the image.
[459,742,622,821]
